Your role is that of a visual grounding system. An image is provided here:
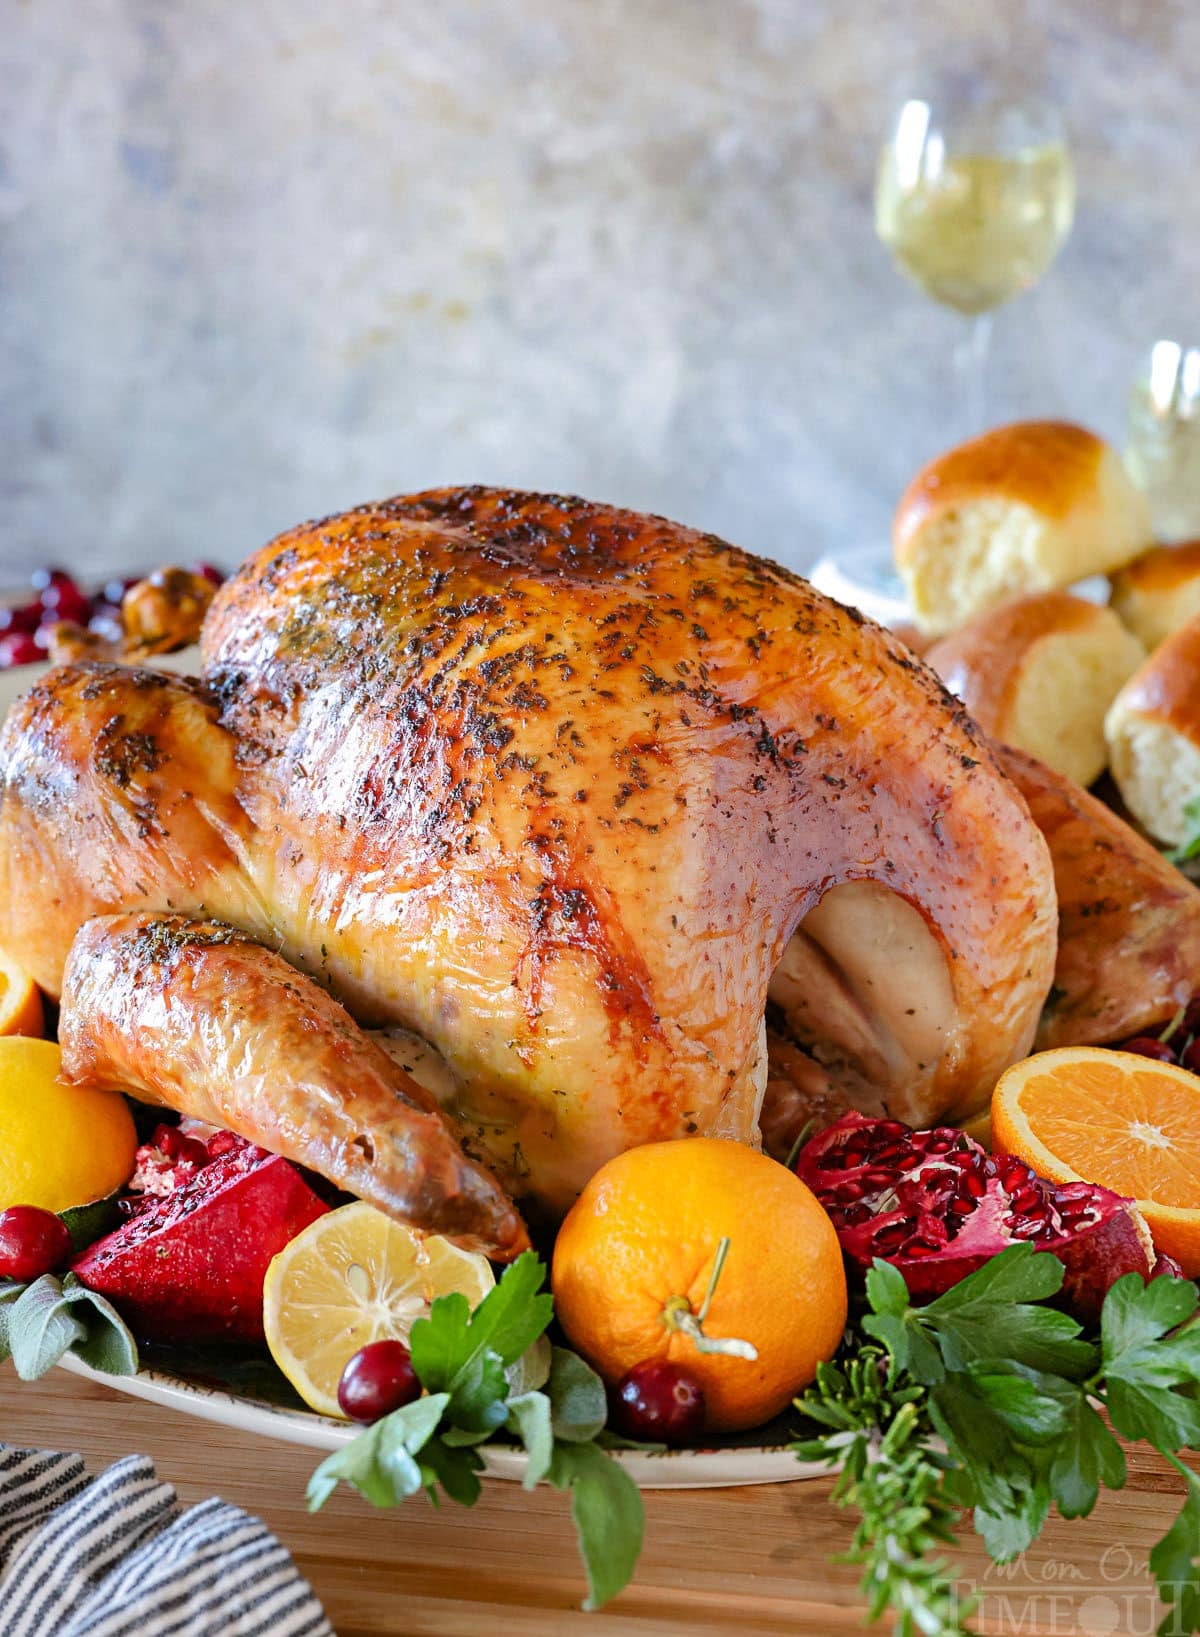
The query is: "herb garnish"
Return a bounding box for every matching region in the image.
[794,1246,1200,1635]
[306,1251,644,1610]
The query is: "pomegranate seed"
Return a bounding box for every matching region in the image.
[0,633,42,667]
[0,1206,73,1281]
[337,1339,422,1423]
[206,1130,241,1158]
[152,1123,185,1158]
[610,1360,706,1446]
[1121,1036,1177,1063]
[838,1203,871,1226]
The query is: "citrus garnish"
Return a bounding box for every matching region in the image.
[262,1201,496,1417]
[552,1138,847,1432]
[992,1046,1200,1275]
[0,950,43,1039]
[0,1037,137,1213]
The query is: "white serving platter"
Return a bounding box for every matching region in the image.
[59,1353,825,1490]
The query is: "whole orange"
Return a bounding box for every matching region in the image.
[551,1138,847,1433]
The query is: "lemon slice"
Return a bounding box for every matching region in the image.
[262,1201,496,1417]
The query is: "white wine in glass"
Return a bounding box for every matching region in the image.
[875,97,1075,427]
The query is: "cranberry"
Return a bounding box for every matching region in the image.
[1120,1036,1176,1063]
[0,603,40,635]
[337,1339,421,1422]
[38,581,91,625]
[0,1206,73,1282]
[190,561,225,586]
[0,632,42,668]
[610,1360,707,1446]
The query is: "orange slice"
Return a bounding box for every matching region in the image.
[0,949,43,1039]
[992,1047,1200,1275]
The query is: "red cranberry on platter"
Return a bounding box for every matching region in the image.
[337,1339,422,1423]
[0,1206,74,1282]
[610,1359,707,1445]
[1120,1036,1176,1063]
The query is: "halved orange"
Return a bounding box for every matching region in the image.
[0,949,43,1039]
[992,1047,1200,1275]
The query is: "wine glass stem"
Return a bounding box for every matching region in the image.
[957,312,994,437]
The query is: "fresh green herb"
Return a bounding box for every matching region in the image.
[307,1252,644,1611]
[794,1246,1200,1636]
[0,1272,139,1379]
[1167,795,1200,865]
[794,1348,971,1637]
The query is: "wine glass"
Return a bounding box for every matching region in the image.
[1126,340,1200,542]
[875,94,1075,435]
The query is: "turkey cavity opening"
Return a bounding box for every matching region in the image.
[761,880,956,1158]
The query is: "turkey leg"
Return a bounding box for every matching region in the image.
[59,913,529,1260]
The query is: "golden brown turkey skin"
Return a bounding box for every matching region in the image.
[997,745,1200,1048]
[60,914,528,1259]
[0,489,1057,1212]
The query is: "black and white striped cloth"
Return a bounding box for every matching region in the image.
[0,1446,333,1636]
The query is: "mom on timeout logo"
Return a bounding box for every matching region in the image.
[955,1543,1190,1635]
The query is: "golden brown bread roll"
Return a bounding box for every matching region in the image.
[926,592,1145,788]
[1110,541,1200,651]
[1105,613,1200,846]
[894,421,1152,637]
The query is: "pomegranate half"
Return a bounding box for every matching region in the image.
[793,1112,1158,1322]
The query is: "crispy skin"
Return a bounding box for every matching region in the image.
[997,745,1200,1046]
[0,489,1057,1211]
[60,914,528,1259]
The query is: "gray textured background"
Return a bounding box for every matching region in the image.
[1,0,1197,581]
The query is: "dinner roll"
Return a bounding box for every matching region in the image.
[894,422,1152,637]
[1106,614,1200,846]
[926,592,1145,788]
[1110,541,1200,651]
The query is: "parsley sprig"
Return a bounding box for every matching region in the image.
[306,1251,644,1610]
[795,1246,1200,1636]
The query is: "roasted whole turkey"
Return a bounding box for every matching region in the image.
[3,486,1178,1256]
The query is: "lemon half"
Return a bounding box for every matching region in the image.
[262,1201,495,1417]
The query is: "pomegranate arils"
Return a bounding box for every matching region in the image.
[795,1112,1157,1322]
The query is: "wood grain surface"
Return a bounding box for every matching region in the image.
[2,1369,1195,1636]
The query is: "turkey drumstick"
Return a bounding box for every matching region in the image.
[59,913,529,1260]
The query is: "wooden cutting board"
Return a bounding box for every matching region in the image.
[2,1368,1194,1636]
